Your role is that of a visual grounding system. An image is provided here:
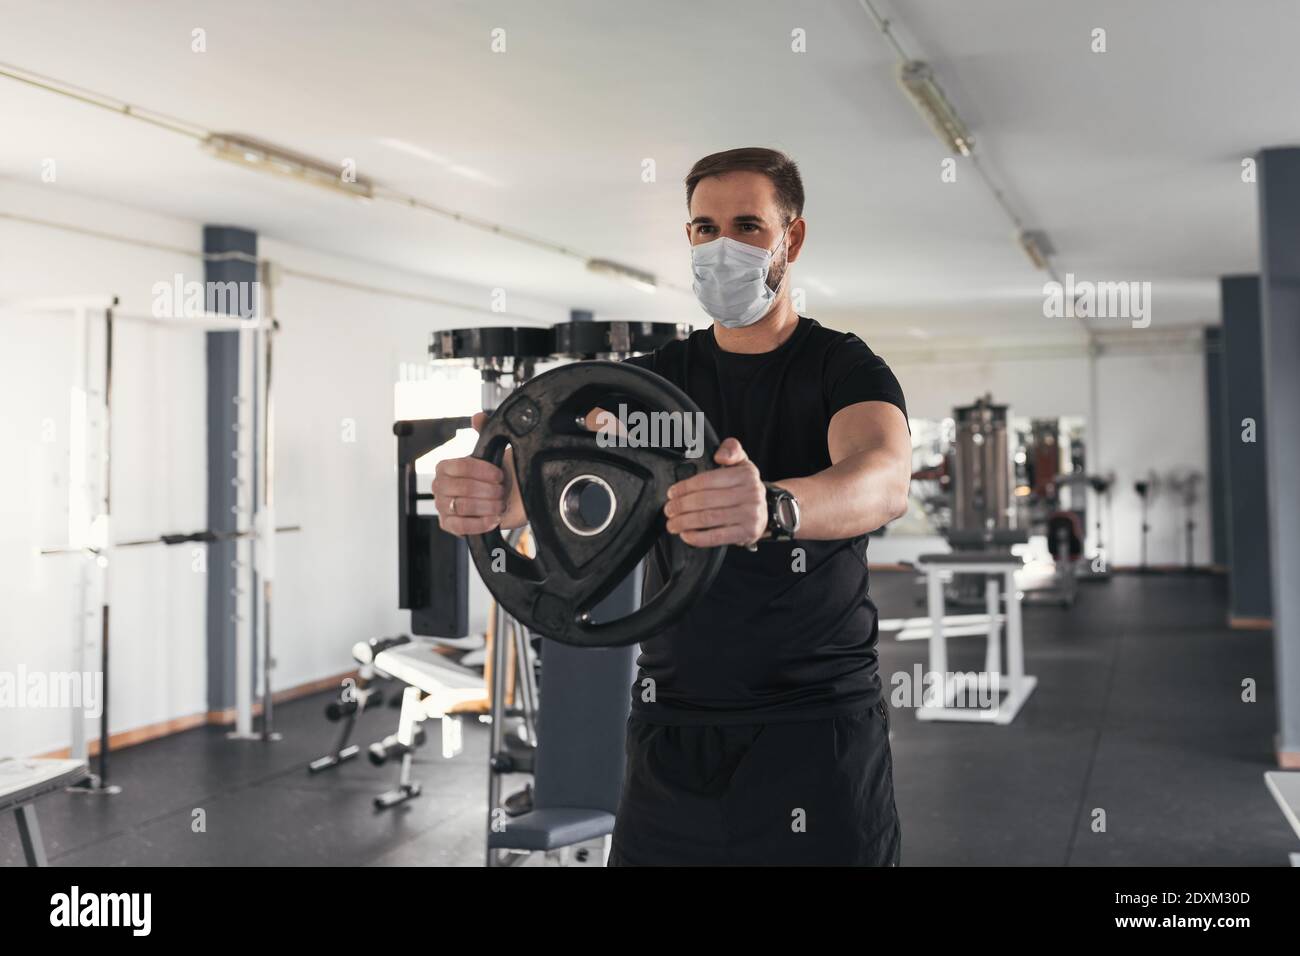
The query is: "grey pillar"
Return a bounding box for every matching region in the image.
[1257,148,1300,764]
[204,226,258,714]
[1203,328,1229,567]
[1218,276,1272,629]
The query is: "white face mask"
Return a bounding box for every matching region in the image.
[690,227,789,328]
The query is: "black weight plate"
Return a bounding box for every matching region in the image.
[553,320,689,358]
[429,326,556,361]
[467,361,726,647]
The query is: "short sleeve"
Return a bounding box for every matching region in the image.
[825,334,908,423]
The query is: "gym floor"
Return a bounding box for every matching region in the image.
[5,570,1286,867]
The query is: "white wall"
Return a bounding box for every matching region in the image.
[0,177,1215,758]
[0,180,565,757]
[1094,350,1211,568]
[874,347,1212,569]
[1,185,213,759]
[257,238,566,692]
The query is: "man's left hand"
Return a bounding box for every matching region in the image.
[664,437,766,548]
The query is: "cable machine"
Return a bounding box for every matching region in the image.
[5,292,292,794]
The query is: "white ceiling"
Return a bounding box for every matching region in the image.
[1,0,1293,349]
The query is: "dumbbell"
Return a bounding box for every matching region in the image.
[367,727,427,766]
[351,634,411,666]
[324,685,384,721]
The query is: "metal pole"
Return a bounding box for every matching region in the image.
[259,262,279,741]
[1087,342,1102,558]
[41,525,301,555]
[486,599,509,867]
[512,622,538,747]
[71,303,120,795]
[69,305,89,765]
[98,306,114,788]
[230,324,253,737]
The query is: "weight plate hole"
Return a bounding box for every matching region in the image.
[559,474,616,537]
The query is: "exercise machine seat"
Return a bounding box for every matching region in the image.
[487,638,636,853]
[487,807,618,851]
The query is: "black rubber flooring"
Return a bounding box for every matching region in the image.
[2,571,1291,866]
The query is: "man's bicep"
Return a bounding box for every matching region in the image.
[827,401,911,465]
[825,335,908,421]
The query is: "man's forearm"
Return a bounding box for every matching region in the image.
[774,449,909,540]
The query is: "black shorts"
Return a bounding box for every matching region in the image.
[609,700,901,866]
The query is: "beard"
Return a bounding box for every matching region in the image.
[765,244,789,295]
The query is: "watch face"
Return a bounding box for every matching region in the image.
[764,494,795,530]
[766,484,797,537]
[775,495,796,532]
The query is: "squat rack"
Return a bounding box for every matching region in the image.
[4,287,289,794]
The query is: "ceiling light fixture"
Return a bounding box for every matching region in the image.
[202,133,374,200]
[1017,230,1055,271]
[896,60,974,157]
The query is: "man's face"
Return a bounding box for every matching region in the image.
[686,170,788,251]
[686,171,803,293]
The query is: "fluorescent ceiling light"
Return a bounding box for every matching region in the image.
[202,133,374,200]
[896,60,973,157]
[1017,230,1055,271]
[586,259,657,293]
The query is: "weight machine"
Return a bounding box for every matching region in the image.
[344,320,686,856]
[902,395,1038,722]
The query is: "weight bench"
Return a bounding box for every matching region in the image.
[367,639,496,809]
[0,757,88,866]
[914,551,1037,724]
[309,635,411,774]
[488,637,636,866]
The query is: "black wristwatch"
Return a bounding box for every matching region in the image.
[764,483,800,541]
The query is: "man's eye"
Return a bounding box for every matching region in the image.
[739,223,759,232]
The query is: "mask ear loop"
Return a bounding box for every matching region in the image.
[766,222,792,295]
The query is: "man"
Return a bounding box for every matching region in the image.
[434,147,912,866]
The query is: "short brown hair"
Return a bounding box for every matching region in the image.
[685,147,805,224]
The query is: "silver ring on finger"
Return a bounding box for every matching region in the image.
[449,496,457,514]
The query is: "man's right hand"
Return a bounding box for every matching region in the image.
[432,411,523,536]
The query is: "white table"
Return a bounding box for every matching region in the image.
[913,552,1037,725]
[1264,771,1300,866]
[0,757,88,866]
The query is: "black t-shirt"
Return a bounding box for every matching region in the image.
[623,316,908,725]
